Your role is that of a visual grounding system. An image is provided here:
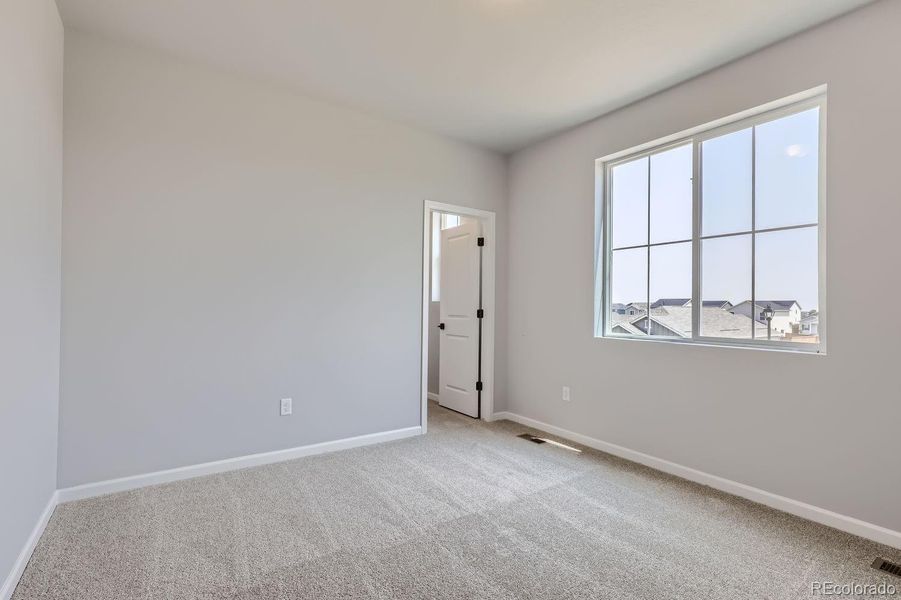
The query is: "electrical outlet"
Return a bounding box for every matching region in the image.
[280,398,292,416]
[562,386,571,402]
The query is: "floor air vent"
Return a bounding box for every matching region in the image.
[872,558,901,578]
[516,433,583,453]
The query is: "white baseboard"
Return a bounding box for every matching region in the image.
[57,426,422,504]
[1,491,58,600]
[427,392,439,402]
[4,426,422,596]
[8,413,897,600]
[492,411,901,550]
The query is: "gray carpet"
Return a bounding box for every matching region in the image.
[14,403,901,599]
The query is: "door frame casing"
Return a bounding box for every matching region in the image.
[421,200,496,433]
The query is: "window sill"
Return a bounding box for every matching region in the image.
[596,332,826,355]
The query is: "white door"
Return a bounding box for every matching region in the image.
[438,219,481,418]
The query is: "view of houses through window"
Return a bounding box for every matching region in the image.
[602,97,822,349]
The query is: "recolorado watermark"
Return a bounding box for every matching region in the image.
[811,581,897,596]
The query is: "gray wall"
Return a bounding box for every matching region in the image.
[59,32,507,488]
[0,0,63,584]
[506,0,901,532]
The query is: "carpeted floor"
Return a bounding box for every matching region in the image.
[14,403,901,599]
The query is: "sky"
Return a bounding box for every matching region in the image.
[609,107,819,312]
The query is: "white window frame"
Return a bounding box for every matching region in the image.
[595,88,827,354]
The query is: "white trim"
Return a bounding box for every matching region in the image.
[427,392,439,402]
[421,201,497,433]
[1,491,58,600]
[492,411,901,550]
[57,426,421,503]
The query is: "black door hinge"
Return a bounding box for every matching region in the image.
[476,309,484,319]
[477,237,485,247]
[475,381,483,391]
[438,323,445,329]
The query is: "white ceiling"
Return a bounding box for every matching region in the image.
[56,0,872,152]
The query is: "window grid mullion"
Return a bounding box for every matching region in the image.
[699,222,817,243]
[646,156,651,335]
[612,238,694,252]
[691,139,701,339]
[751,125,756,340]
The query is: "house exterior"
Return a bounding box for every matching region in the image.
[799,313,819,336]
[650,298,690,309]
[651,298,733,310]
[610,321,644,335]
[611,306,767,339]
[624,302,647,316]
[611,300,808,340]
[730,300,802,337]
[685,299,733,310]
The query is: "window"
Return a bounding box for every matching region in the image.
[597,92,825,352]
[431,213,462,301]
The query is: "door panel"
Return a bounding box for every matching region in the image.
[438,219,481,418]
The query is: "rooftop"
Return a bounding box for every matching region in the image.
[612,305,770,339]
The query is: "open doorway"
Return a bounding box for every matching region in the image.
[420,201,496,433]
